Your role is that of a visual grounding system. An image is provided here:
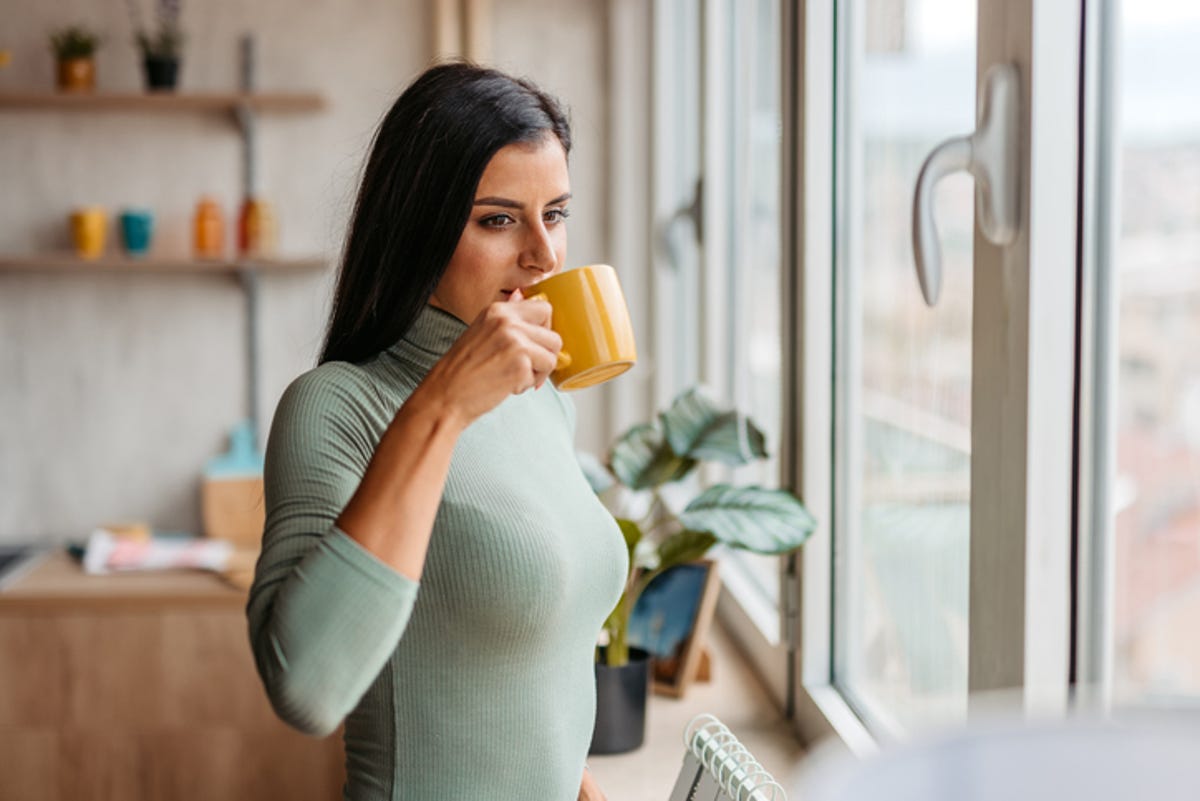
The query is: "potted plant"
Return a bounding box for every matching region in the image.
[49,25,102,92]
[582,387,816,754]
[129,0,184,91]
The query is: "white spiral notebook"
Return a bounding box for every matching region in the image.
[667,714,787,801]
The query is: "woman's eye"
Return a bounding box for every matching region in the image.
[480,214,514,229]
[545,207,571,224]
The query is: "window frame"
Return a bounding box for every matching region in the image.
[1071,0,1117,709]
[788,0,1084,749]
[649,0,797,705]
[702,0,793,703]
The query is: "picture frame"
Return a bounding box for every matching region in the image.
[627,559,721,697]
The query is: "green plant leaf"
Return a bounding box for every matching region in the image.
[576,450,615,493]
[678,484,816,554]
[614,517,642,568]
[600,602,629,666]
[655,529,718,572]
[50,26,101,59]
[608,422,697,490]
[660,387,768,466]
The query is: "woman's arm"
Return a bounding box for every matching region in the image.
[248,294,560,735]
[336,291,560,580]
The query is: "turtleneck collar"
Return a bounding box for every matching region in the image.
[387,304,469,370]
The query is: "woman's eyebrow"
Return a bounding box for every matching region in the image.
[473,192,572,208]
[473,196,521,208]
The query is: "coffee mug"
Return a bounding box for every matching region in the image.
[120,208,154,256]
[69,207,107,260]
[525,263,637,391]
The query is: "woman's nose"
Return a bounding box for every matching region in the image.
[520,222,558,274]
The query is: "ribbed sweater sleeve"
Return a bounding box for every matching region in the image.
[246,365,419,737]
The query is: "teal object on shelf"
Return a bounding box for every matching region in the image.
[119,208,154,256]
[206,419,264,478]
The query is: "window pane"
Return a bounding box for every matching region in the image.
[833,0,974,733]
[1111,0,1200,703]
[723,0,784,615]
[653,0,703,408]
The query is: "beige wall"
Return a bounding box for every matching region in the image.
[487,0,616,456]
[0,0,622,544]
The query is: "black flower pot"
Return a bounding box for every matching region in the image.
[143,56,180,91]
[590,646,652,755]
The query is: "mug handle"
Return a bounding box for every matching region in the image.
[526,292,572,370]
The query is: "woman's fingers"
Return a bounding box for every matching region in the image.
[523,321,562,358]
[427,296,564,421]
[478,298,561,373]
[509,288,553,328]
[508,294,561,382]
[526,337,559,389]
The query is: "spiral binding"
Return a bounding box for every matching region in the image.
[683,714,787,801]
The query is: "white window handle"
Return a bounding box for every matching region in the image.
[912,62,1020,306]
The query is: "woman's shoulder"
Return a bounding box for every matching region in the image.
[268,361,396,465]
[275,360,392,426]
[283,360,376,402]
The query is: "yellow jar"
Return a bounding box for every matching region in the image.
[69,207,107,260]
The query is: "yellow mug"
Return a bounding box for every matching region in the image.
[70,207,107,260]
[525,263,637,391]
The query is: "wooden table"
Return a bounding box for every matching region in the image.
[0,551,344,801]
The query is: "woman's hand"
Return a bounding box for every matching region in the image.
[334,290,560,580]
[416,290,562,425]
[579,767,608,801]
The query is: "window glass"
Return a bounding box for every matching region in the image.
[1111,0,1200,703]
[653,0,703,408]
[833,0,975,733]
[722,0,785,615]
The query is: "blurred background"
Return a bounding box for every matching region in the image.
[0,0,631,546]
[2,0,1199,799]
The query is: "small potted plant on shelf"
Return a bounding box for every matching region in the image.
[129,0,184,91]
[49,25,102,93]
[582,387,816,755]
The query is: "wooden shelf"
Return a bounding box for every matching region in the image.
[0,91,325,113]
[0,252,326,274]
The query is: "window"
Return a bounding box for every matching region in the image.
[1082,0,1200,706]
[646,0,1198,746]
[714,0,786,633]
[831,0,975,734]
[651,0,788,693]
[793,0,1081,745]
[651,0,702,409]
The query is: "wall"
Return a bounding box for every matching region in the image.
[0,0,621,544]
[488,0,656,454]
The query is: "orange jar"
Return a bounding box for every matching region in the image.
[58,57,95,92]
[193,197,225,259]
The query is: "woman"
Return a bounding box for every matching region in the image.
[247,62,627,801]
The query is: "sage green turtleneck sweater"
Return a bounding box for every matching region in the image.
[246,305,628,801]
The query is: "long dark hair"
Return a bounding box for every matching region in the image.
[320,62,572,364]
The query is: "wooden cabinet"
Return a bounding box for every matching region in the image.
[0,552,344,801]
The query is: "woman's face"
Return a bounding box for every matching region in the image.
[430,134,571,323]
